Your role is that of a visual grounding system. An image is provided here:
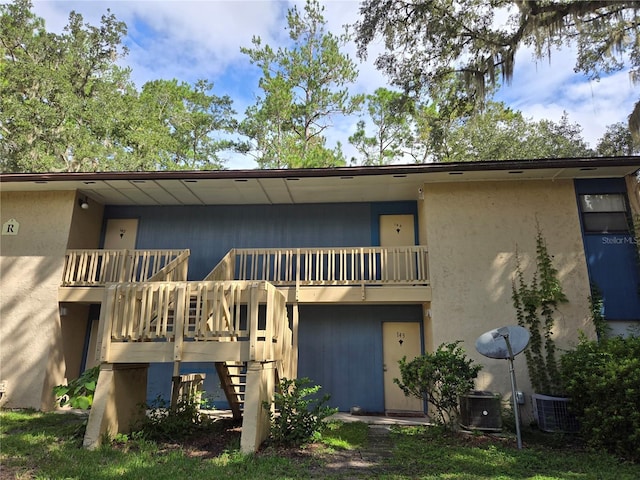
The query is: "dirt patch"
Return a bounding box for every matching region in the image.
[158,421,242,459]
[257,441,384,479]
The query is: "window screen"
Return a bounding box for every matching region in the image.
[579,194,629,233]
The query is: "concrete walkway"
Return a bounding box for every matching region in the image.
[329,411,431,427]
[206,410,432,427]
[317,414,431,477]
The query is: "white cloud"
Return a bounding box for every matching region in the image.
[497,45,639,148]
[23,1,640,165]
[33,1,291,87]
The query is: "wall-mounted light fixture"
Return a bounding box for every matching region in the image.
[78,196,89,210]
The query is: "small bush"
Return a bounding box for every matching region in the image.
[561,335,640,462]
[394,341,482,428]
[264,377,337,447]
[132,395,212,442]
[53,366,100,409]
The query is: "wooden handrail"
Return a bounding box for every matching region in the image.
[62,249,189,286]
[148,249,190,282]
[204,249,236,281]
[206,246,429,286]
[99,281,292,368]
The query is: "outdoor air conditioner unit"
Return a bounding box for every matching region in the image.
[459,391,502,431]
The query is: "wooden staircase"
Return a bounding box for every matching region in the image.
[215,361,246,419]
[86,280,295,453]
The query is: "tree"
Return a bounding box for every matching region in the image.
[355,1,640,136]
[596,122,640,156]
[0,0,130,172]
[408,75,488,163]
[0,1,238,173]
[437,107,593,161]
[134,79,238,170]
[438,101,529,162]
[348,88,414,165]
[241,0,362,168]
[523,113,593,159]
[411,95,593,162]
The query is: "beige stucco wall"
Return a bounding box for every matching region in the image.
[67,192,104,249]
[421,180,594,415]
[0,190,105,410]
[0,191,75,409]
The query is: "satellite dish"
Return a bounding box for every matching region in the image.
[474,325,530,450]
[475,325,530,360]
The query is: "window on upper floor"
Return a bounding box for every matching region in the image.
[579,194,630,234]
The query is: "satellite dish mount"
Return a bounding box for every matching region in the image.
[475,325,530,450]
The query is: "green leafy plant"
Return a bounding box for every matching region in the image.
[394,341,482,428]
[132,394,213,442]
[53,366,100,409]
[263,377,337,447]
[561,335,640,462]
[512,226,567,396]
[588,285,610,340]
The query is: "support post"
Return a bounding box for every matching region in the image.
[291,303,299,379]
[240,361,276,453]
[83,363,148,449]
[170,284,186,410]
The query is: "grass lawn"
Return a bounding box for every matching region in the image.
[1,409,638,479]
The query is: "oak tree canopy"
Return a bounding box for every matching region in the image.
[355,0,640,136]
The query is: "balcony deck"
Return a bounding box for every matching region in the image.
[59,249,190,302]
[60,246,431,303]
[212,246,431,302]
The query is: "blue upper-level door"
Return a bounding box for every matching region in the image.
[576,179,640,321]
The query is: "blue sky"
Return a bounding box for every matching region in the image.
[29,1,640,169]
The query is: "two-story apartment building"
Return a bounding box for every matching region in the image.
[1,157,639,451]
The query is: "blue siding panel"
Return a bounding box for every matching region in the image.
[146,363,226,408]
[575,179,640,321]
[297,305,423,413]
[102,203,422,404]
[104,203,373,280]
[583,235,640,320]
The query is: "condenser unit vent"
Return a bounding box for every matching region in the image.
[459,391,502,431]
[532,394,580,433]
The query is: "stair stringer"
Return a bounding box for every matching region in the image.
[215,361,245,420]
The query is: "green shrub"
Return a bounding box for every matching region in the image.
[561,335,640,462]
[53,366,100,409]
[264,377,337,447]
[132,395,212,442]
[394,341,482,428]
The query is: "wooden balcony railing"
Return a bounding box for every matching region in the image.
[98,281,294,377]
[206,246,429,288]
[62,249,190,286]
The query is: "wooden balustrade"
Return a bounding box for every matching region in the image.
[206,246,429,286]
[98,281,292,368]
[62,249,189,286]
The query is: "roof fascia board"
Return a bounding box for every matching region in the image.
[1,157,639,184]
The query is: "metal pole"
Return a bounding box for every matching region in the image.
[503,335,523,449]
